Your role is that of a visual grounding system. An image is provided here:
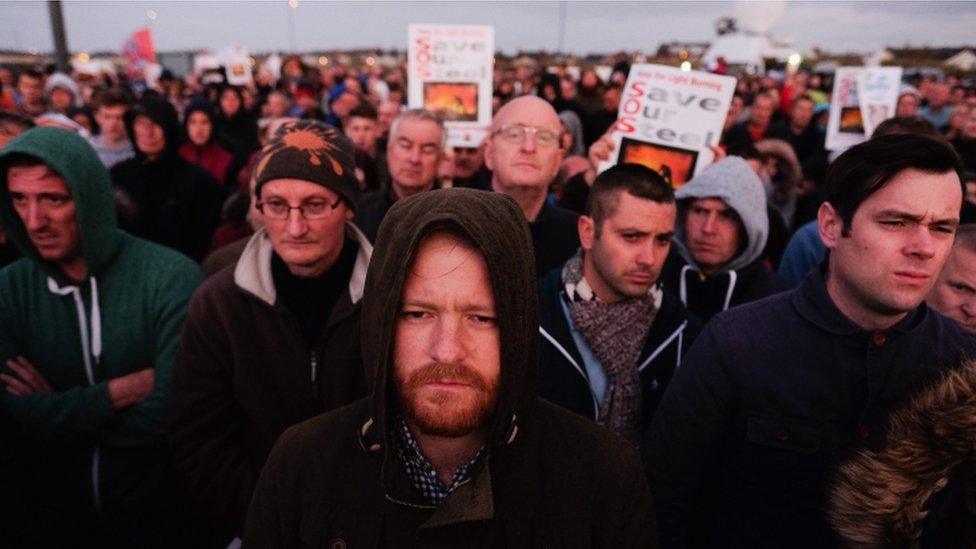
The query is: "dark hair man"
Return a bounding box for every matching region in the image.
[355,109,444,242]
[14,69,45,119]
[486,95,580,276]
[243,188,657,547]
[0,128,203,545]
[345,101,384,191]
[169,120,372,540]
[768,94,826,165]
[926,224,976,333]
[538,164,700,442]
[724,92,777,149]
[88,88,134,168]
[110,97,221,261]
[659,156,787,322]
[645,134,976,547]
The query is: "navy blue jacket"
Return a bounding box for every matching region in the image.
[644,266,976,548]
[537,268,701,431]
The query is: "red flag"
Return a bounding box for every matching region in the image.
[122,28,156,77]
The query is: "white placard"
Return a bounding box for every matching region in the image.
[220,45,253,87]
[408,24,494,148]
[826,66,902,151]
[598,64,736,188]
[857,67,903,137]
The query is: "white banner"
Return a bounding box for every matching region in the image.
[408,24,494,148]
[826,66,902,151]
[599,64,736,188]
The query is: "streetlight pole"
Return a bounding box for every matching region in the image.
[47,0,70,72]
[287,0,298,53]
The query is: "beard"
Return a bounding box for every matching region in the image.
[395,361,499,438]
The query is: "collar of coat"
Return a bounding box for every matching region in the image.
[234,221,372,307]
[792,263,928,336]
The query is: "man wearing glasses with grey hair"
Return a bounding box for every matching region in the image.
[486,95,580,276]
[168,120,372,542]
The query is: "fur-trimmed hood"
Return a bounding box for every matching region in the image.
[828,357,976,548]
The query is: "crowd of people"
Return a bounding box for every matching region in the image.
[1,52,976,547]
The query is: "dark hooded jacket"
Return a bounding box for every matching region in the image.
[660,157,788,322]
[111,97,221,261]
[0,128,204,546]
[243,188,657,548]
[179,100,234,189]
[215,85,261,182]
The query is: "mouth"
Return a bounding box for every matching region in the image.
[894,271,930,285]
[626,272,654,285]
[424,379,474,391]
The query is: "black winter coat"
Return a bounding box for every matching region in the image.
[169,228,371,536]
[644,267,976,548]
[660,249,789,323]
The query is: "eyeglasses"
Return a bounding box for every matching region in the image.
[256,197,343,220]
[491,124,562,148]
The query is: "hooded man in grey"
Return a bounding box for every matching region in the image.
[660,156,787,322]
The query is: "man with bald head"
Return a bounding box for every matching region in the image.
[485,95,580,275]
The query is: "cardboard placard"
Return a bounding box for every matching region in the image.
[408,24,494,148]
[826,66,902,150]
[598,64,736,188]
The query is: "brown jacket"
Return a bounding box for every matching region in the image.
[244,188,657,548]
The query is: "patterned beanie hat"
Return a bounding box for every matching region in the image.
[254,119,360,211]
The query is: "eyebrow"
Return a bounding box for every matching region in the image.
[874,209,960,227]
[401,298,495,314]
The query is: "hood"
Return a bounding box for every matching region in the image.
[0,127,120,282]
[360,187,538,458]
[673,156,768,274]
[182,99,219,146]
[828,358,976,548]
[125,96,183,161]
[44,72,82,107]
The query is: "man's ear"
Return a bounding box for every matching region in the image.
[818,201,842,250]
[579,215,595,250]
[482,137,494,171]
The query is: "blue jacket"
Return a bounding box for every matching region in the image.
[644,266,976,548]
[537,267,701,431]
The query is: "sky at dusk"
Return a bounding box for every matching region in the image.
[0,1,973,56]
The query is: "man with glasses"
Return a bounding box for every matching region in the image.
[486,95,580,276]
[355,109,444,242]
[169,120,372,541]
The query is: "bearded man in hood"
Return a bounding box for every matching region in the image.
[244,188,657,548]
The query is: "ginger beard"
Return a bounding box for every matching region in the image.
[392,231,502,439]
[395,360,499,438]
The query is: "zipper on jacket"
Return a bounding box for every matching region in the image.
[310,351,319,400]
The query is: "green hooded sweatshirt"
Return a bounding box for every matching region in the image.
[0,127,202,538]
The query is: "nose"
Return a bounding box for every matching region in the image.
[430,315,468,365]
[519,132,538,153]
[701,211,718,234]
[905,227,937,260]
[286,208,308,237]
[635,242,657,268]
[962,297,976,319]
[23,201,48,231]
[407,145,423,164]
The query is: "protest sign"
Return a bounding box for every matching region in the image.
[598,64,735,188]
[857,67,903,136]
[826,66,902,150]
[220,46,253,87]
[408,24,494,148]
